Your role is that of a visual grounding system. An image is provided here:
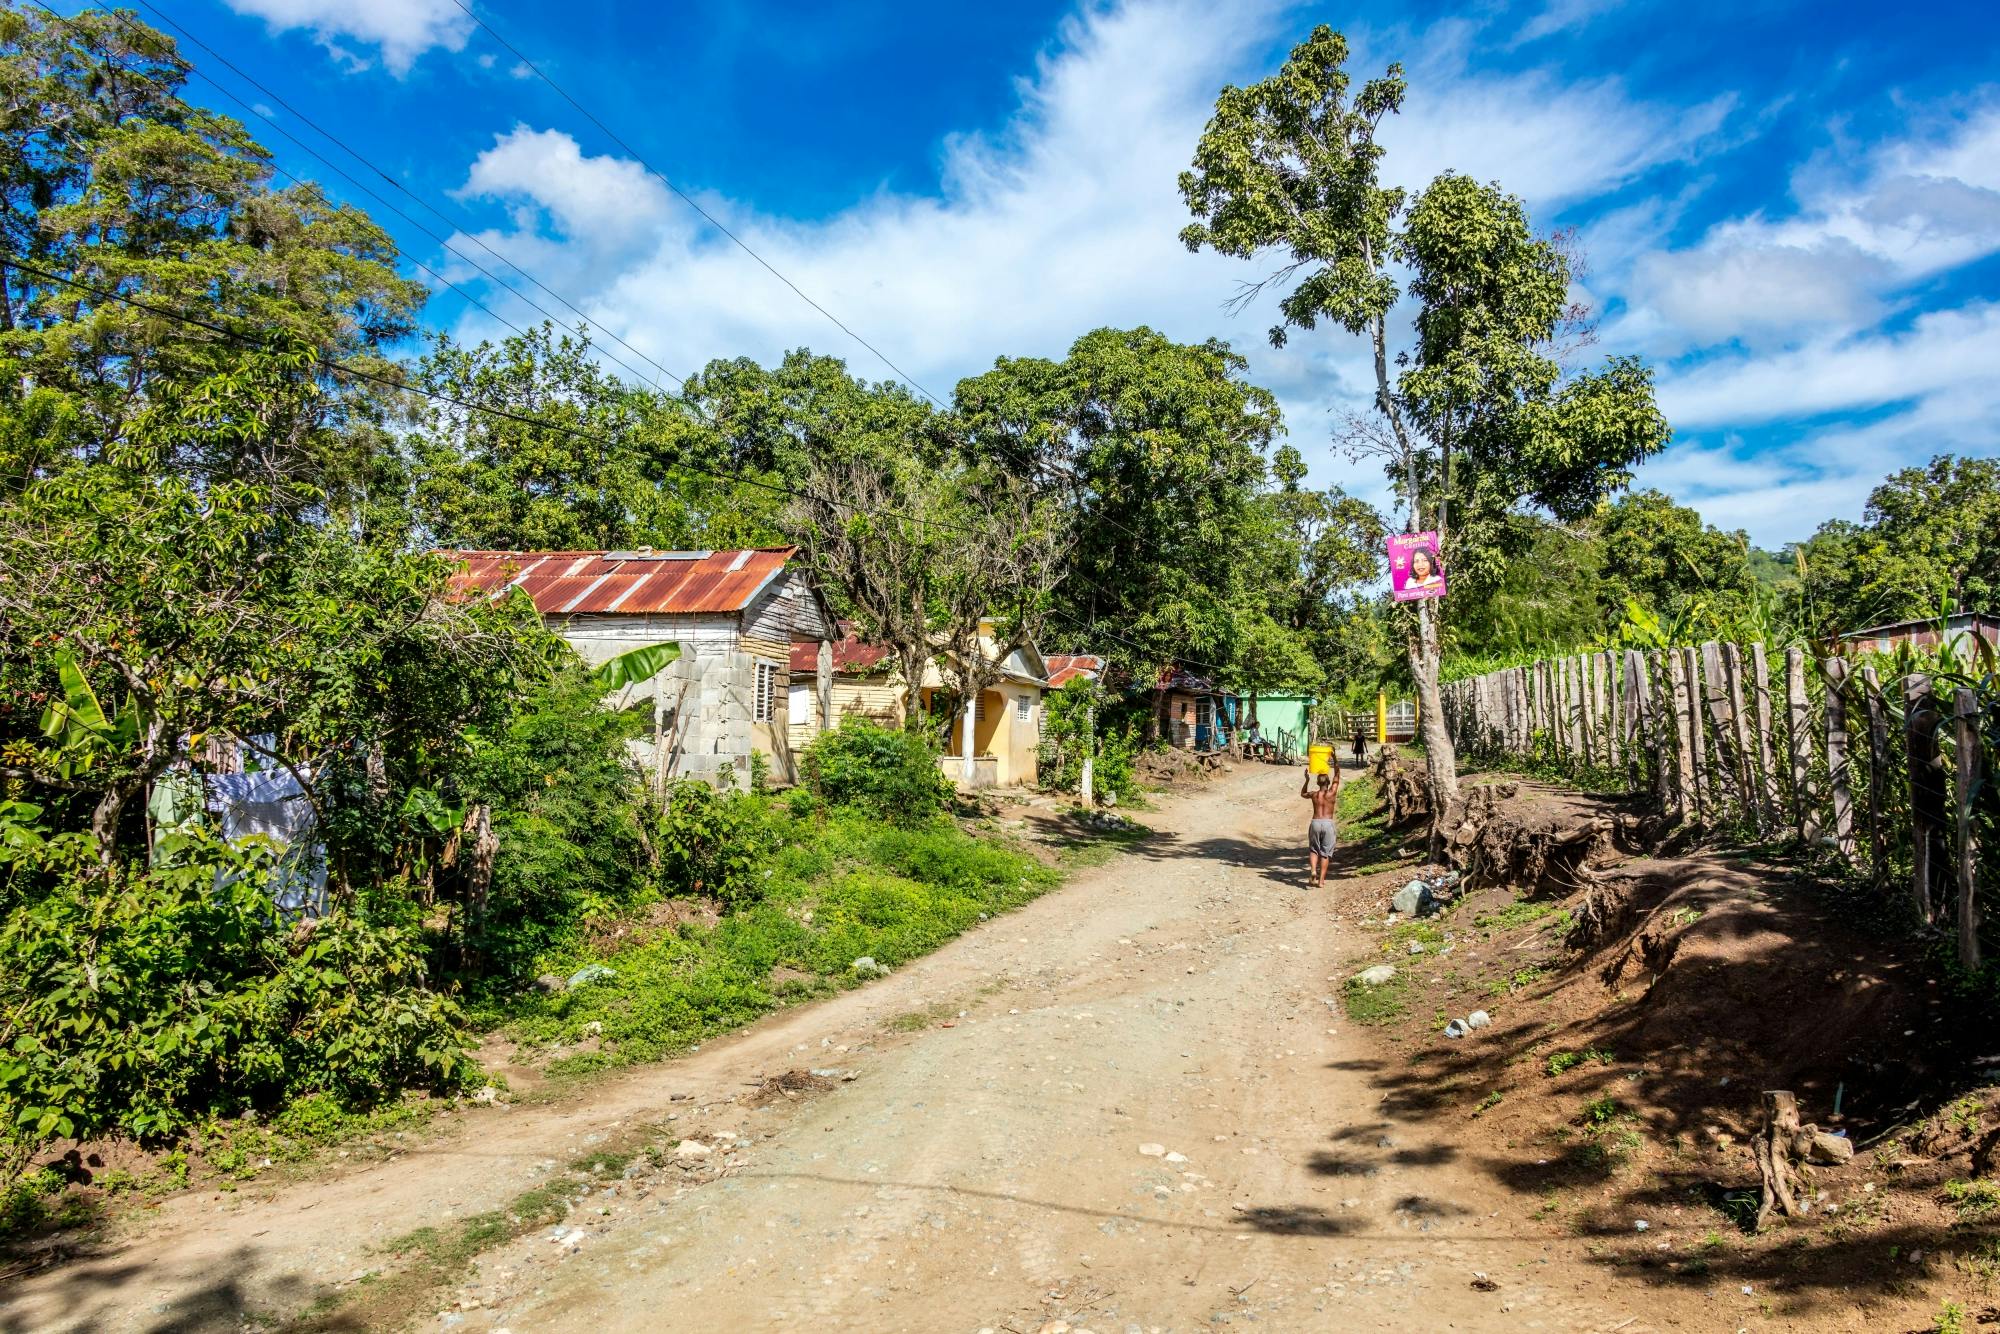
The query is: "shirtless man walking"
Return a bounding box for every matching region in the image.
[1301,762,1340,888]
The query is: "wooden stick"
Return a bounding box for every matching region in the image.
[1860,665,1889,888]
[1822,657,1855,860]
[1647,650,1673,811]
[1786,648,1817,843]
[1626,650,1652,797]
[1666,648,1697,822]
[1722,643,1757,829]
[1602,650,1623,776]
[1684,646,1710,822]
[1955,687,1982,970]
[1749,644,1782,832]
[1906,673,1940,925]
[1576,655,1596,768]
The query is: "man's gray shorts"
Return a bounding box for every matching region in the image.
[1308,818,1337,857]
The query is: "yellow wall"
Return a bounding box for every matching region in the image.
[926,682,1040,786]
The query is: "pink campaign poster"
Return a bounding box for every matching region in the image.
[1388,531,1447,602]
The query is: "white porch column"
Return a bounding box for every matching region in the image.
[961,692,977,783]
[1080,704,1095,806]
[816,639,833,735]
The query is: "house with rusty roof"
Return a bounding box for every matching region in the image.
[785,622,900,752]
[1045,654,1106,689]
[785,621,1064,789]
[449,548,833,789]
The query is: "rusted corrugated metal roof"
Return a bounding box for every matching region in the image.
[1045,654,1104,688]
[788,622,893,674]
[446,548,798,616]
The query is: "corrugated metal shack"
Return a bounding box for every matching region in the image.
[449,548,833,789]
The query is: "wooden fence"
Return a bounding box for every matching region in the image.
[1440,644,1991,968]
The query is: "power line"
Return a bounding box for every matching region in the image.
[442,0,950,410]
[8,258,1238,679]
[91,0,685,397]
[121,2,1182,567]
[7,256,974,533]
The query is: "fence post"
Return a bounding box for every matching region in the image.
[1749,644,1782,832]
[1786,648,1817,843]
[1647,650,1674,811]
[1860,665,1890,888]
[1626,650,1650,797]
[1822,657,1855,861]
[1552,657,1569,759]
[1700,641,1743,819]
[1955,688,1982,970]
[1684,646,1711,821]
[1666,648,1697,822]
[1722,643,1758,830]
[1906,673,1941,925]
[1573,655,1588,764]
[1602,650,1623,776]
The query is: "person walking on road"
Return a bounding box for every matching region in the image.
[1301,763,1340,888]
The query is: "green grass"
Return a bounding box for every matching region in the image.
[481,807,1060,1077]
[1475,897,1559,933]
[1486,964,1550,997]
[1546,1047,1615,1077]
[1342,968,1413,1025]
[1945,1178,2000,1219]
[1336,774,1407,872]
[293,1157,599,1331]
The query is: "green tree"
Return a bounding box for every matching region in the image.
[0,5,421,501]
[1179,26,1670,818]
[396,324,729,551]
[1795,455,2000,632]
[953,326,1279,681]
[1445,518,1606,661]
[1594,488,1757,629]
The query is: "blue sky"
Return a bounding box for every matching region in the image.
[127,0,2000,546]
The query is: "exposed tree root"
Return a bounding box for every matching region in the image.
[1754,1090,1854,1229]
[1444,791,1612,901]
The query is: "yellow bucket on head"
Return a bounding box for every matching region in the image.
[1308,743,1335,776]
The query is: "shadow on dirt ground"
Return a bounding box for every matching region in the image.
[1319,764,2000,1330]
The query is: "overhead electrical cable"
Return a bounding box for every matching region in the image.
[442,0,950,410]
[88,0,686,397]
[9,259,1238,680]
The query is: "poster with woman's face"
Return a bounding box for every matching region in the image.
[1388,532,1447,602]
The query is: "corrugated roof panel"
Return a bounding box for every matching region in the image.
[443,548,800,616]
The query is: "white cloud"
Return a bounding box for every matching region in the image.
[222,0,471,76]
[1510,0,1621,46]
[436,0,1710,521]
[454,126,676,256]
[1661,300,2000,429]
[1622,102,2000,348]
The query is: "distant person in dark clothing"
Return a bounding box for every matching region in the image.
[1352,728,1367,763]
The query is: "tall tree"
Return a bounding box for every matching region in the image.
[0,5,421,501]
[396,324,728,551]
[953,326,1278,681]
[1180,26,1669,820]
[1594,488,1757,630]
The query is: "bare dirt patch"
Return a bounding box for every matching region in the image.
[1331,761,1994,1329]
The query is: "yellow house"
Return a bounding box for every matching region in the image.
[789,621,1051,789]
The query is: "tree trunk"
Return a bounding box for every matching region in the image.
[92,782,135,868]
[1410,598,1459,831]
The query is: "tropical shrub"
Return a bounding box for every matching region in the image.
[657,780,766,907]
[0,831,472,1179]
[799,721,952,826]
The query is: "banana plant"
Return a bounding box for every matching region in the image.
[589,642,680,691]
[37,651,141,779]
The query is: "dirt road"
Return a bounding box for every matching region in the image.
[5,765,1676,1333]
